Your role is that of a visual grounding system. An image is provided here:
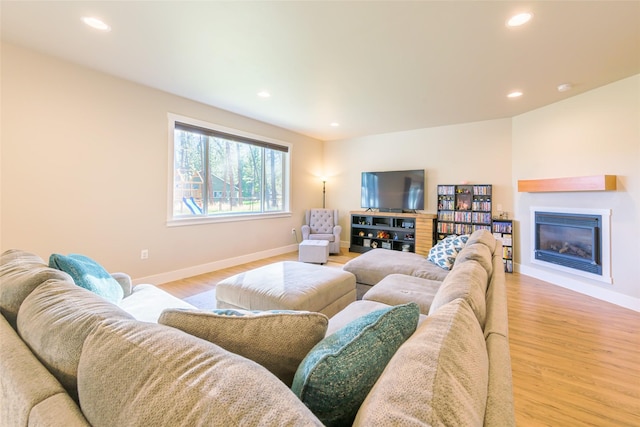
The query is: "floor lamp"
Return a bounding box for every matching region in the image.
[322,179,326,208]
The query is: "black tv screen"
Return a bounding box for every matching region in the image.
[361,169,425,211]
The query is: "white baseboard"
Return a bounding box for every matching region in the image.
[133,244,299,286]
[518,263,640,312]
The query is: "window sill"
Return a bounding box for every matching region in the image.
[167,211,292,227]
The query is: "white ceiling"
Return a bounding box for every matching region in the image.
[2,1,639,141]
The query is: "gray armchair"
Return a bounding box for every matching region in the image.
[301,209,342,254]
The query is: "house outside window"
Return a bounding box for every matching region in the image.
[168,114,290,224]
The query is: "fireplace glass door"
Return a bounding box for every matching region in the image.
[534,212,601,275]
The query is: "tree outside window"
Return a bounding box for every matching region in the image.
[171,119,288,219]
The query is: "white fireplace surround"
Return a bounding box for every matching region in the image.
[530,207,612,284]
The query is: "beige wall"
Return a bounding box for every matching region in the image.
[325,76,639,309]
[513,74,640,309]
[1,43,324,281]
[324,118,513,239]
[2,42,638,308]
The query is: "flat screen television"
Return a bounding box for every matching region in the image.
[361,169,425,211]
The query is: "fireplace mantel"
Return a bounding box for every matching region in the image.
[518,175,617,193]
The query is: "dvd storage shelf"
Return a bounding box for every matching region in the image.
[492,218,513,273]
[436,184,492,241]
[349,211,436,256]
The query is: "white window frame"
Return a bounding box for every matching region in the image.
[167,113,292,226]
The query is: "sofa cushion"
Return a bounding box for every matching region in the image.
[354,298,489,426]
[0,248,43,264]
[292,302,419,426]
[363,273,441,314]
[0,249,72,329]
[119,284,195,323]
[455,242,494,276]
[28,393,90,427]
[484,259,509,338]
[326,300,391,335]
[466,228,497,249]
[411,260,451,282]
[77,319,323,426]
[49,254,124,304]
[428,259,489,327]
[326,300,429,337]
[427,234,469,270]
[17,280,134,401]
[0,314,89,427]
[159,308,328,386]
[484,333,516,426]
[343,249,448,286]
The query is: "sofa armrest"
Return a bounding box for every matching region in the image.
[1,315,89,426]
[333,225,342,239]
[301,224,311,240]
[110,272,133,298]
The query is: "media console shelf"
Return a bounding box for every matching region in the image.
[349,211,436,256]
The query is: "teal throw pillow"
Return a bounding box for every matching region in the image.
[291,302,420,426]
[49,254,124,304]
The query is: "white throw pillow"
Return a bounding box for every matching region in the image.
[427,234,469,270]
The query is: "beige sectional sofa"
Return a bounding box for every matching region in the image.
[337,229,516,425]
[0,229,515,426]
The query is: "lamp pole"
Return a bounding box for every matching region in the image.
[322,180,326,208]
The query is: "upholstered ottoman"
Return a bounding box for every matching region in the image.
[216,261,356,317]
[362,273,442,314]
[298,240,329,264]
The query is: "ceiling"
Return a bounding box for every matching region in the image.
[2,1,639,141]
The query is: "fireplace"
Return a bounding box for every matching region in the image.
[531,207,611,283]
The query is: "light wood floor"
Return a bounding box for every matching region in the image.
[159,250,640,426]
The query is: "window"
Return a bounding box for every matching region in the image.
[169,115,290,223]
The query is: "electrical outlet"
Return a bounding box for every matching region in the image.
[291,228,296,234]
[140,249,149,260]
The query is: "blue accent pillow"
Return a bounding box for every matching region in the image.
[291,302,420,426]
[49,254,124,304]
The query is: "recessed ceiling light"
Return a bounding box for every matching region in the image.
[507,91,523,98]
[507,12,533,27]
[330,122,340,127]
[557,83,573,92]
[81,17,111,32]
[257,90,271,98]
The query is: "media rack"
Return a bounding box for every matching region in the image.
[349,211,436,256]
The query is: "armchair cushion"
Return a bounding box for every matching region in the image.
[307,209,337,234]
[308,233,335,242]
